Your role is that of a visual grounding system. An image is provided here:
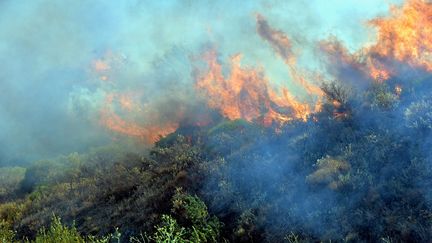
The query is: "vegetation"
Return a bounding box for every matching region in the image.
[0,167,26,201]
[1,77,432,242]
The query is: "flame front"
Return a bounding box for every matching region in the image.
[97,0,432,142]
[370,0,432,71]
[100,93,178,143]
[196,15,324,126]
[319,0,432,83]
[196,50,315,126]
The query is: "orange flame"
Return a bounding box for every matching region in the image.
[98,1,432,143]
[319,37,393,83]
[196,15,326,126]
[196,50,315,125]
[368,60,391,82]
[91,50,127,82]
[370,0,432,71]
[100,93,178,143]
[256,14,323,97]
[319,1,432,82]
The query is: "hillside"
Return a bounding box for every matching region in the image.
[1,77,432,242]
[2,0,432,242]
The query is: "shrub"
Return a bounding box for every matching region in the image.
[151,189,222,243]
[368,83,398,110]
[0,220,15,243]
[404,97,432,131]
[306,155,350,190]
[32,215,85,243]
[152,215,186,243]
[172,188,209,225]
[0,202,24,226]
[0,167,26,200]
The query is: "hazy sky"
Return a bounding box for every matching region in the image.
[0,0,403,163]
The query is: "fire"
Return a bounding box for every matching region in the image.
[368,60,391,82]
[93,59,110,72]
[118,94,136,112]
[91,50,181,143]
[196,50,314,125]
[318,37,393,83]
[369,0,432,71]
[92,59,111,81]
[97,1,432,143]
[319,0,432,82]
[91,50,127,82]
[256,14,323,97]
[100,93,178,143]
[196,15,326,126]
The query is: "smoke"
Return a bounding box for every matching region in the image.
[195,0,432,240]
[0,0,400,164]
[4,0,432,241]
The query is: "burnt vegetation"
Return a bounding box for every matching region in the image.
[1,76,432,242]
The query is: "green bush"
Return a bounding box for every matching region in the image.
[151,189,222,243]
[32,216,85,243]
[0,220,15,243]
[404,97,432,130]
[172,188,209,225]
[368,83,398,110]
[152,215,186,243]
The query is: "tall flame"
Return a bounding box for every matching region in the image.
[195,15,324,126]
[196,50,314,125]
[319,0,432,83]
[370,0,432,71]
[97,1,432,143]
[256,14,323,97]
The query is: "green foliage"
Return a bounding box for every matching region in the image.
[152,215,186,243]
[23,215,120,243]
[172,188,209,225]
[0,220,16,243]
[87,228,121,243]
[7,136,213,241]
[368,83,399,110]
[404,97,432,130]
[0,202,24,226]
[20,145,141,193]
[204,119,268,160]
[3,78,432,242]
[151,189,222,243]
[32,216,85,243]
